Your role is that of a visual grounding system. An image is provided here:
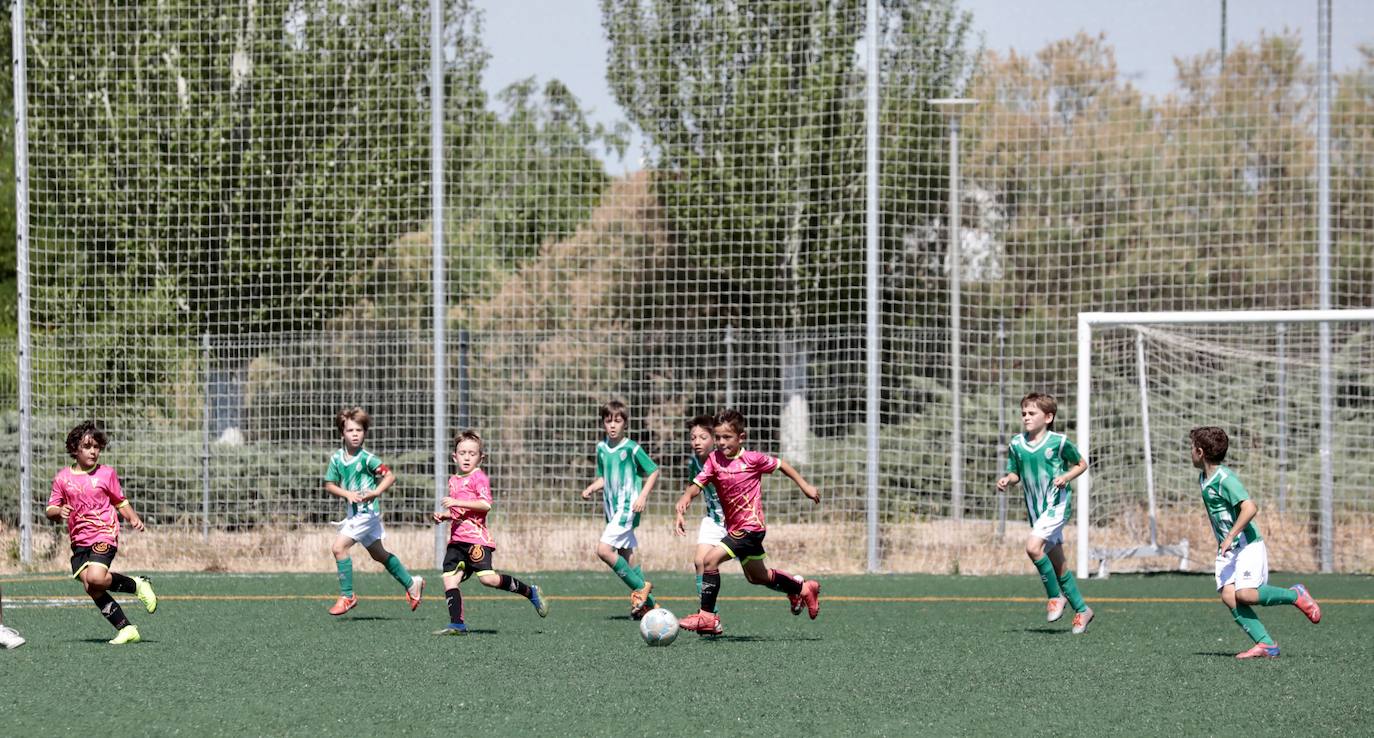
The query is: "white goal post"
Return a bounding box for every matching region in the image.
[1075,308,1374,578]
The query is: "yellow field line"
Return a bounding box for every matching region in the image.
[9,593,1374,605]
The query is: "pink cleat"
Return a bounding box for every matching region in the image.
[678,611,723,636]
[328,595,358,616]
[1292,584,1321,624]
[788,592,803,616]
[1236,642,1280,659]
[800,580,821,620]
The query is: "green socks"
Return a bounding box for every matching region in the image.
[612,556,645,590]
[1257,584,1298,606]
[1033,556,1062,599]
[1231,605,1275,645]
[1057,571,1087,612]
[384,554,415,590]
[336,558,354,597]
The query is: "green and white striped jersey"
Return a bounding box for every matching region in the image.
[1199,465,1262,546]
[596,437,658,527]
[1006,431,1082,524]
[688,454,724,526]
[324,448,389,517]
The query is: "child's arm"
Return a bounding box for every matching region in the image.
[777,459,821,504]
[324,481,365,505]
[631,468,660,513]
[116,501,146,532]
[1219,498,1259,555]
[1052,457,1089,490]
[996,472,1019,490]
[580,477,605,500]
[45,503,69,522]
[433,496,492,522]
[675,484,702,514]
[358,468,396,505]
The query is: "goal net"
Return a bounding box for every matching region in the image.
[1078,310,1374,576]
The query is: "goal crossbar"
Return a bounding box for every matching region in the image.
[1075,308,1374,578]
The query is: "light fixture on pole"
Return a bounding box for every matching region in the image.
[928,97,978,521]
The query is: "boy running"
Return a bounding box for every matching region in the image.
[45,421,157,645]
[674,409,821,636]
[324,406,423,616]
[676,415,727,616]
[996,392,1094,634]
[1190,426,1321,658]
[578,400,661,619]
[431,430,548,635]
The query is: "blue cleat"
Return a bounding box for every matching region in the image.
[529,585,549,618]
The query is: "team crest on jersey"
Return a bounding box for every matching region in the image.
[619,451,627,460]
[92,542,111,554]
[1044,447,1055,459]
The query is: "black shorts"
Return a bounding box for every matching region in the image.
[70,542,118,579]
[443,543,495,580]
[719,530,767,561]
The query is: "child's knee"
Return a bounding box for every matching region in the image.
[1025,538,1045,559]
[477,573,501,588]
[441,575,462,589]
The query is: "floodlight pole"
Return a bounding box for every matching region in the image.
[929,98,977,522]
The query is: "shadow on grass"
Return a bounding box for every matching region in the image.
[1193,651,1241,658]
[338,616,403,622]
[695,634,823,643]
[79,637,155,644]
[1019,627,1066,635]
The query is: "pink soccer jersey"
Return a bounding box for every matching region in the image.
[692,448,780,534]
[48,465,126,548]
[445,468,496,548]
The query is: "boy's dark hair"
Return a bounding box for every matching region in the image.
[335,406,371,434]
[687,414,716,432]
[714,409,747,435]
[600,400,629,423]
[1190,426,1229,463]
[453,429,487,465]
[1021,393,1058,426]
[66,420,109,457]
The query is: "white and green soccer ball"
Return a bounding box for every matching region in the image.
[639,607,679,646]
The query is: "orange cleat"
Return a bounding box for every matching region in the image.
[1292,584,1321,624]
[678,611,722,636]
[406,576,425,611]
[800,580,821,620]
[630,581,654,620]
[1236,641,1280,659]
[328,594,358,616]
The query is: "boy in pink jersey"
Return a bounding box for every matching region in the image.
[44,421,158,645]
[430,430,547,635]
[673,409,821,636]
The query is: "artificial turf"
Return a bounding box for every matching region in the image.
[2,572,1370,735]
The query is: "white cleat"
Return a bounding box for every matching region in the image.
[1046,596,1068,623]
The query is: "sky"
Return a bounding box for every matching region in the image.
[475,0,1370,175]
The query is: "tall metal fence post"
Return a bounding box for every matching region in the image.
[13,0,33,565]
[202,334,211,543]
[1316,0,1334,572]
[724,325,735,408]
[863,0,881,572]
[430,0,448,571]
[996,317,1007,539]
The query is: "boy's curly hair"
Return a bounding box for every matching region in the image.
[65,420,109,456]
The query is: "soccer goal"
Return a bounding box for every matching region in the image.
[1075,309,1374,577]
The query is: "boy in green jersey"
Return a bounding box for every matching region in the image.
[1190,426,1321,659]
[578,400,661,619]
[323,407,424,616]
[997,393,1094,633]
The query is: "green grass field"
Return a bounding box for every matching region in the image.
[2,571,1371,736]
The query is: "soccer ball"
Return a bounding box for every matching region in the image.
[639,607,679,647]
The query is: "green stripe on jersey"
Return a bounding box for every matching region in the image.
[688,455,724,526]
[324,448,386,516]
[1199,466,1262,545]
[596,438,658,527]
[1006,431,1081,524]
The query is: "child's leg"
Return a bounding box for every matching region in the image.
[1026,534,1063,600]
[1223,585,1275,645]
[477,571,535,599]
[364,540,415,590]
[693,545,714,610]
[331,535,357,596]
[81,566,130,631]
[696,545,732,615]
[741,557,804,594]
[442,573,466,626]
[601,543,646,591]
[1047,544,1087,613]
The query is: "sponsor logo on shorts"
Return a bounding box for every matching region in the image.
[729,530,746,539]
[92,542,111,554]
[469,544,484,560]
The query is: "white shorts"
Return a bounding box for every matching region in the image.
[697,517,727,546]
[337,513,385,548]
[600,520,638,550]
[1215,539,1269,591]
[1029,509,1068,546]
